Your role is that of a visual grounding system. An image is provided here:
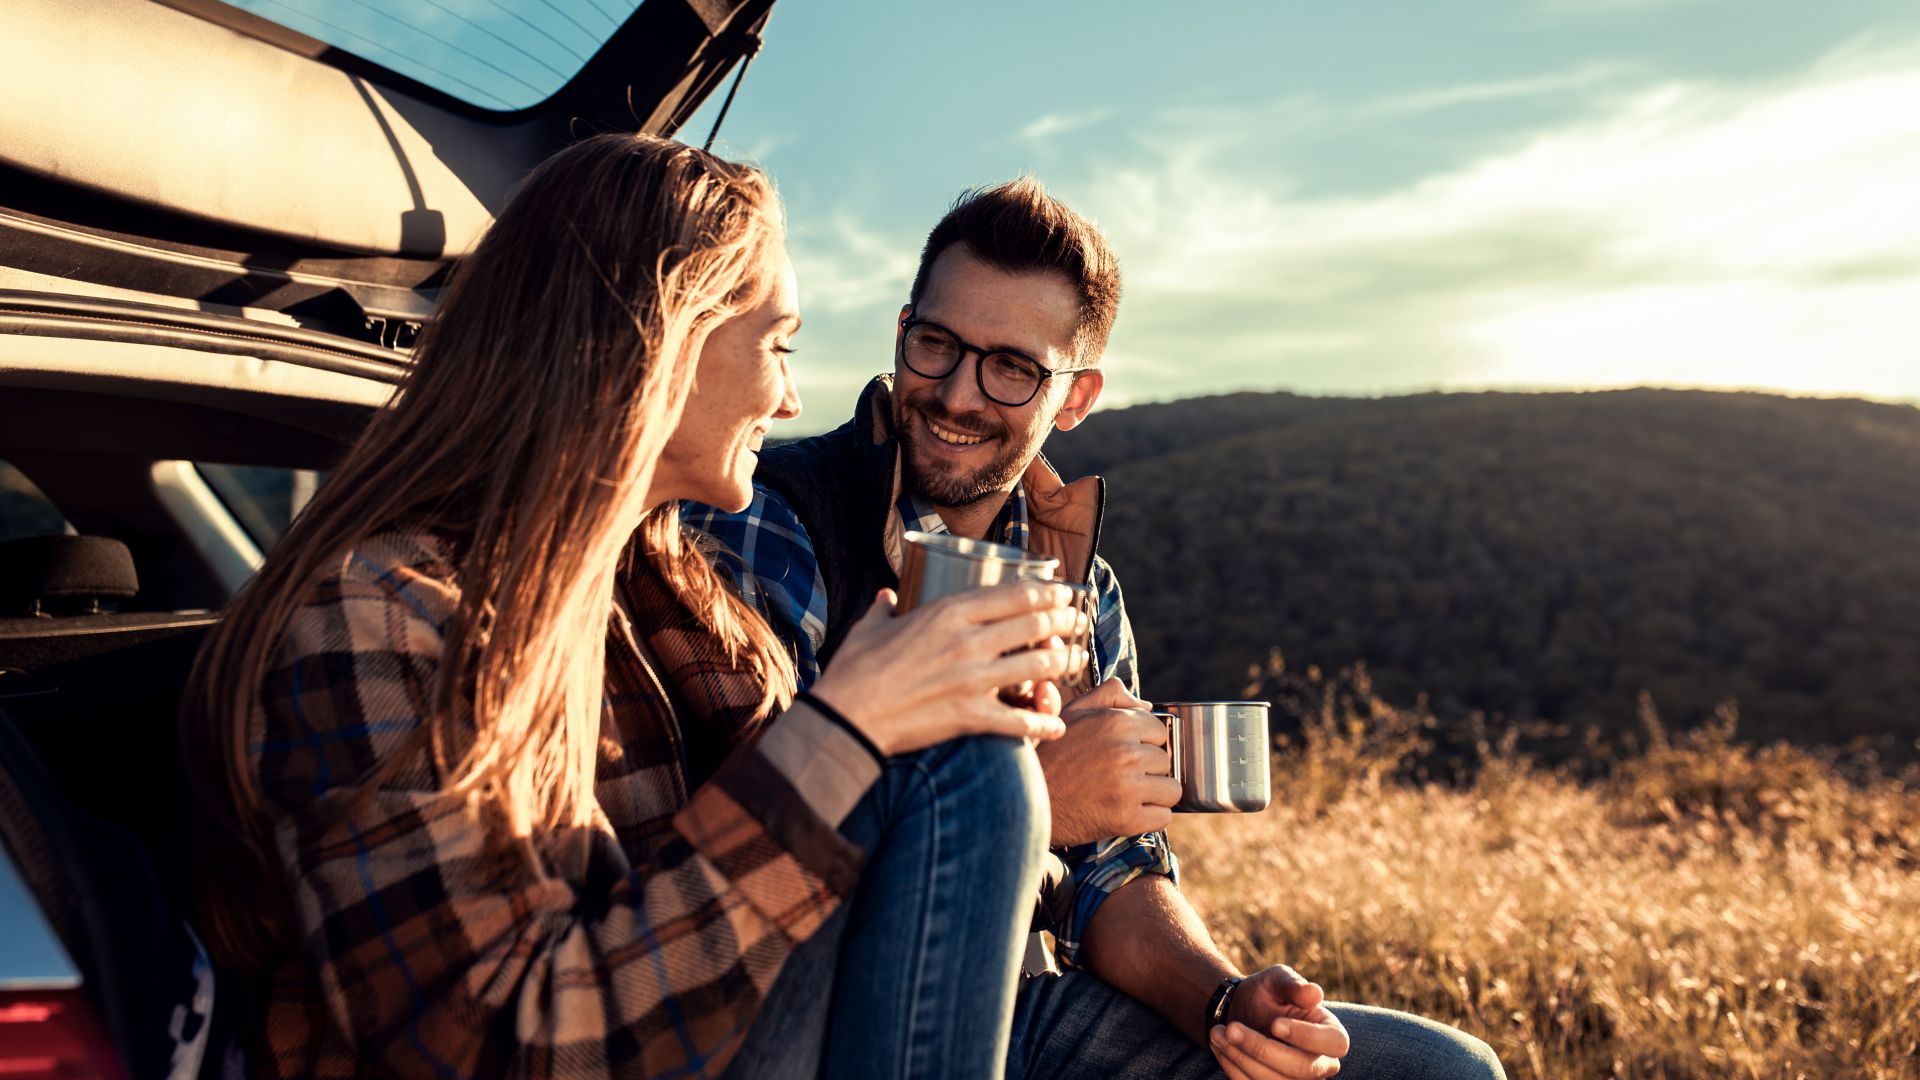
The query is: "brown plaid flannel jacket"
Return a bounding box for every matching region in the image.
[238,528,879,1078]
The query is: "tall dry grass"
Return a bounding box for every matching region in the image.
[1172,658,1920,1079]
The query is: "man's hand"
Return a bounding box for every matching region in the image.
[1034,678,1181,846]
[1000,676,1063,717]
[1210,965,1350,1079]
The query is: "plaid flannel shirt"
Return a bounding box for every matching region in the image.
[684,483,1178,966]
[240,528,878,1079]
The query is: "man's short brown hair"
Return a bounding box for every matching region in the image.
[908,176,1122,364]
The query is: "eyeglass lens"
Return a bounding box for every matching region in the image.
[903,324,1046,406]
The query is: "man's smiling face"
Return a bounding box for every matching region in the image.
[891,243,1100,508]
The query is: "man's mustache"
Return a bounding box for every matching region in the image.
[907,397,1003,440]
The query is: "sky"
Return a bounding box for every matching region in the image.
[246,0,1920,435]
[676,1,1920,434]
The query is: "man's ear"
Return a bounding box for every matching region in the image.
[1053,368,1104,432]
[890,305,913,375]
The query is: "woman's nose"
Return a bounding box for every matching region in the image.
[773,362,802,421]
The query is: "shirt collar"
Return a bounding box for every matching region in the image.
[895,485,1030,550]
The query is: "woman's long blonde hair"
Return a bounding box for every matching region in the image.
[182,133,797,966]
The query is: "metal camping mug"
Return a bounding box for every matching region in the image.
[894,530,1059,613]
[894,531,1094,683]
[1152,702,1273,813]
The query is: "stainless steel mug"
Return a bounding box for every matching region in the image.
[1153,701,1272,813]
[895,531,1093,684]
[894,531,1059,614]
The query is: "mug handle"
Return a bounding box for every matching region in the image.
[1057,580,1096,681]
[1151,710,1182,789]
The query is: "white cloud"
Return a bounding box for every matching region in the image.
[775,211,916,425]
[1060,36,1920,404]
[1371,64,1627,115]
[787,212,917,317]
[1018,108,1112,143]
[735,133,798,164]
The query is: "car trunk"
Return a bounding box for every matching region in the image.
[0,2,776,1074]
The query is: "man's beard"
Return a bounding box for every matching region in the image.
[894,394,1030,507]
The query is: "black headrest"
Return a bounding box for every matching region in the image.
[0,536,140,616]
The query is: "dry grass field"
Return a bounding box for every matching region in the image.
[1172,667,1920,1079]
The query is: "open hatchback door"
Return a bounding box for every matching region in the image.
[1,0,775,368]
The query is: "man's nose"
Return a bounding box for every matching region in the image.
[935,352,989,413]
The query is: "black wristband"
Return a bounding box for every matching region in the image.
[1205,975,1243,1033]
[794,691,884,765]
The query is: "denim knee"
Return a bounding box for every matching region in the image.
[1327,1003,1508,1080]
[901,734,1049,862]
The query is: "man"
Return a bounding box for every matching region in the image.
[687,179,1504,1080]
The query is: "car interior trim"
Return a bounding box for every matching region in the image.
[149,461,264,594]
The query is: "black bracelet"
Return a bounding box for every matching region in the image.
[794,691,884,765]
[1205,975,1243,1033]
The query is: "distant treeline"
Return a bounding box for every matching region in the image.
[1046,388,1920,759]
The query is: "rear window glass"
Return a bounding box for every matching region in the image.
[195,464,323,550]
[224,0,640,111]
[0,461,71,544]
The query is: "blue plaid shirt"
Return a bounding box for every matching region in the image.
[684,482,1176,966]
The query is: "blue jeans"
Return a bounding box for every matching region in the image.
[1006,969,1507,1080]
[722,734,1049,1080]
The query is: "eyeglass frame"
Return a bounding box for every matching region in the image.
[896,309,1087,408]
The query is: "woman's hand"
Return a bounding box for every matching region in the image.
[808,582,1086,756]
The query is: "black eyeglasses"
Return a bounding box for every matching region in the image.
[897,312,1081,407]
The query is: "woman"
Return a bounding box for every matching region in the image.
[182,133,1082,1079]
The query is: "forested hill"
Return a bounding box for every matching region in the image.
[1045,389,1920,757]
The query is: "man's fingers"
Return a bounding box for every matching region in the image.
[1282,970,1325,1010]
[1135,742,1175,776]
[1142,774,1183,806]
[1213,1023,1339,1079]
[1127,804,1174,835]
[1210,1026,1313,1080]
[1211,1051,1253,1080]
[1207,1034,1258,1080]
[1125,708,1171,746]
[1063,675,1148,714]
[1210,1042,1257,1080]
[1274,1016,1350,1059]
[1259,965,1325,1011]
[1030,679,1063,717]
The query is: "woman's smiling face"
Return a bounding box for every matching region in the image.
[654,241,802,512]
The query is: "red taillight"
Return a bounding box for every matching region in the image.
[0,989,127,1080]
